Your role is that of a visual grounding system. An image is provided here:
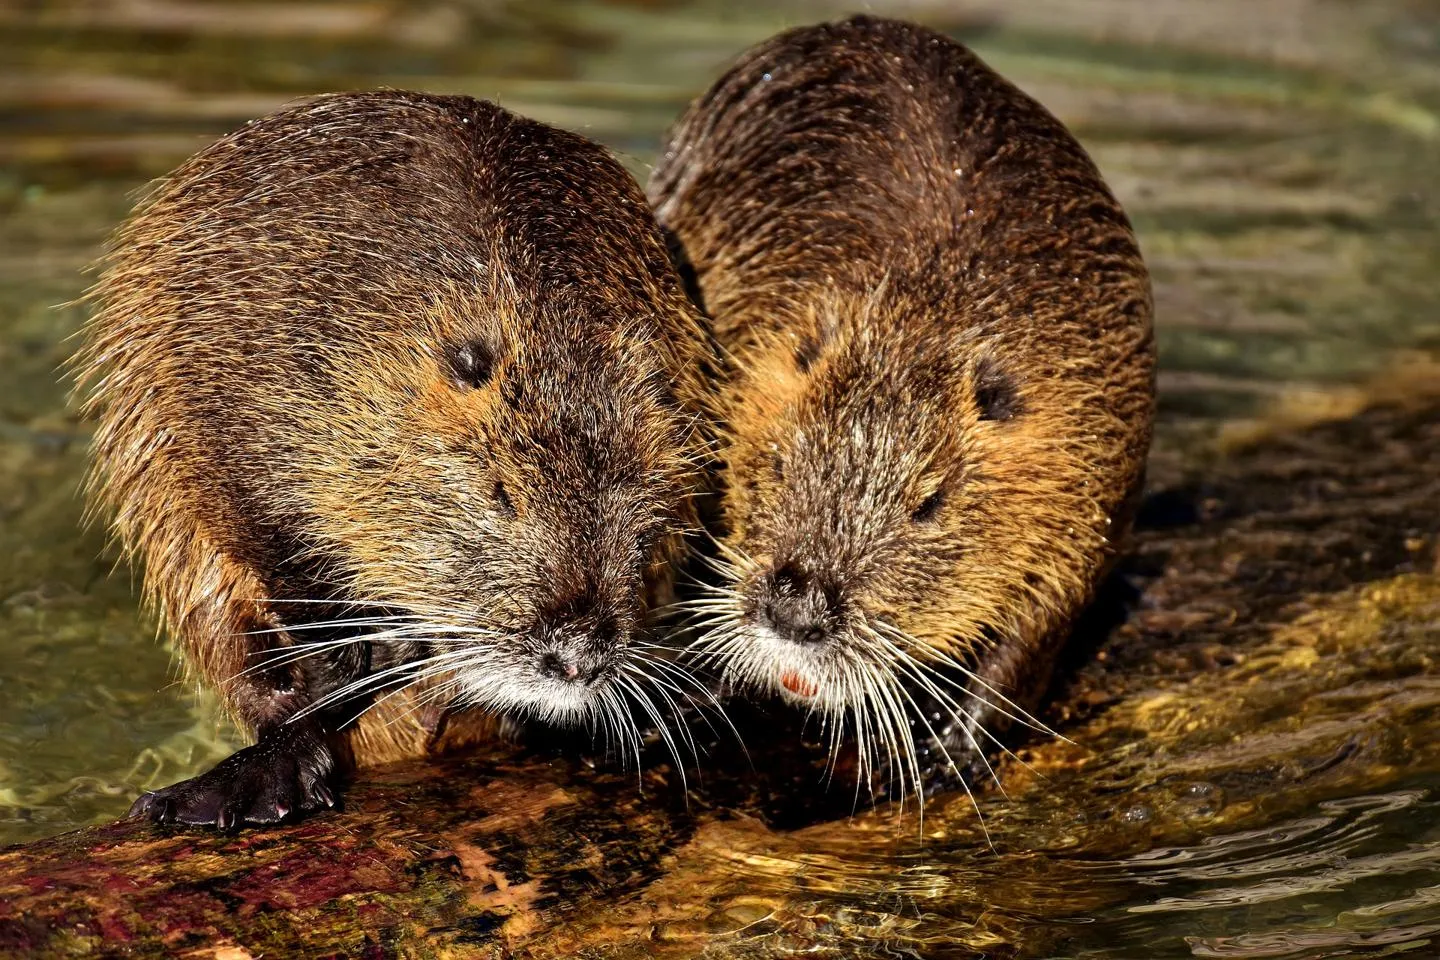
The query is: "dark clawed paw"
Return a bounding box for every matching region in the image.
[922,756,982,800]
[918,726,996,799]
[308,778,337,810]
[126,731,336,830]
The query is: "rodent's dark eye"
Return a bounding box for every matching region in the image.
[974,358,1022,422]
[911,489,945,524]
[770,450,784,481]
[447,339,494,390]
[493,481,516,518]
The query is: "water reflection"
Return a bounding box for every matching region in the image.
[1078,788,1440,958]
[615,781,1440,958]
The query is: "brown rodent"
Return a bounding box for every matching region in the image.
[75,91,713,827]
[650,16,1155,796]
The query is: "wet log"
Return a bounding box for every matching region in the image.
[3,393,1439,959]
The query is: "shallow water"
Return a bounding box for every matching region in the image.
[645,778,1440,960]
[2,0,1439,956]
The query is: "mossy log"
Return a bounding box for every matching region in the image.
[2,396,1438,959]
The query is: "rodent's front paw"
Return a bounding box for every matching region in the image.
[127,728,336,830]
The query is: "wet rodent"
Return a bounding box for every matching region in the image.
[76,91,713,827]
[650,16,1155,796]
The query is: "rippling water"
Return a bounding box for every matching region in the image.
[1070,786,1440,958]
[3,0,1439,955]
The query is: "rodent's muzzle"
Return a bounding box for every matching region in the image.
[537,640,610,685]
[752,563,844,647]
[529,600,626,687]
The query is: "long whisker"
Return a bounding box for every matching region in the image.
[618,673,690,793]
[871,620,1064,741]
[242,615,424,636]
[892,654,1020,791]
[862,625,1041,789]
[228,624,498,685]
[384,675,461,731]
[873,648,993,845]
[339,668,451,731]
[624,663,701,760]
[628,650,737,747]
[288,647,478,723]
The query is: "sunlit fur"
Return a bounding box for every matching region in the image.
[651,17,1155,799]
[74,92,715,767]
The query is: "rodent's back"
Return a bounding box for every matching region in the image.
[651,16,1150,370]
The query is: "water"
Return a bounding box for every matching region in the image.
[3,0,1439,956]
[626,780,1440,958]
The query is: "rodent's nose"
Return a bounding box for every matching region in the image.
[762,601,828,645]
[539,652,580,681]
[538,646,608,684]
[759,564,831,646]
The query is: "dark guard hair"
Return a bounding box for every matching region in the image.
[75,91,715,827]
[650,16,1155,800]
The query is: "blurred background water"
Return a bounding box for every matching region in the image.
[2,0,1439,957]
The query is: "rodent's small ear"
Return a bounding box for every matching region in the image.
[493,480,517,519]
[973,356,1022,422]
[446,338,495,390]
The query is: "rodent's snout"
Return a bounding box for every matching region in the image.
[527,583,633,686]
[537,646,608,685]
[530,608,624,687]
[754,563,841,647]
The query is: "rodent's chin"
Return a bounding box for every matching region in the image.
[450,664,615,727]
[734,625,850,715]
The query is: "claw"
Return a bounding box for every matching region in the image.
[128,792,177,825]
[310,781,336,809]
[126,793,153,820]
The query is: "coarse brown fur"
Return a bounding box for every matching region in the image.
[650,16,1155,796]
[75,91,713,826]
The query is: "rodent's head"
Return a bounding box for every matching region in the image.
[296,266,708,730]
[696,289,1122,733]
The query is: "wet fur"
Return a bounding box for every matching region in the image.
[75,92,712,820]
[650,17,1155,795]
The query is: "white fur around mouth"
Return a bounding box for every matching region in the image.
[731,625,849,714]
[452,662,612,727]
